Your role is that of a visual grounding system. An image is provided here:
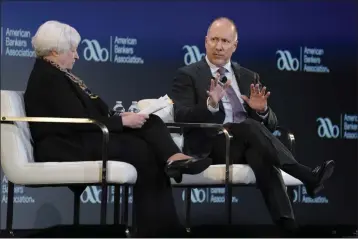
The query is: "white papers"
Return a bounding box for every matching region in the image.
[138,95,173,115]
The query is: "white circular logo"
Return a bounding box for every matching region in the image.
[292,188,298,203]
[82,39,109,62]
[81,186,100,204]
[276,50,299,71]
[317,117,339,138]
[181,188,206,203]
[183,45,204,65]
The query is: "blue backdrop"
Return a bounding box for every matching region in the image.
[1,0,357,229]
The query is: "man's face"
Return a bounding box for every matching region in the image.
[205,20,238,67]
[56,47,79,70]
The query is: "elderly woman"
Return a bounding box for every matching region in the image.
[24,20,211,237]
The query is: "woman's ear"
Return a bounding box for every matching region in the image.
[50,49,59,57]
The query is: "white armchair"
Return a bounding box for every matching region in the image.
[0,90,138,235]
[138,99,303,230]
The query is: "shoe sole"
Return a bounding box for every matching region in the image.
[309,161,335,196]
[167,158,212,175]
[318,161,335,185]
[183,158,212,175]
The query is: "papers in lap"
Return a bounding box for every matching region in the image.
[138,95,174,123]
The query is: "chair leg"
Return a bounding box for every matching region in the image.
[122,185,129,225]
[120,186,130,237]
[185,188,191,232]
[225,184,232,225]
[6,181,15,236]
[131,189,136,235]
[113,185,120,224]
[73,190,81,225]
[100,183,108,225]
[229,186,232,224]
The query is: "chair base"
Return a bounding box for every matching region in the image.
[0,230,15,238]
[188,224,358,238]
[21,224,128,238]
[1,224,356,238]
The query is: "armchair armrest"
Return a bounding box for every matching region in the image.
[166,122,227,129]
[1,116,109,179]
[165,122,233,183]
[1,116,109,223]
[275,126,296,155]
[1,116,109,174]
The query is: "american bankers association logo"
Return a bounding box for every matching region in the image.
[182,188,206,203]
[183,45,205,65]
[317,114,358,139]
[82,39,109,62]
[317,117,340,139]
[181,187,239,204]
[1,26,35,57]
[292,185,328,204]
[276,47,330,73]
[81,37,144,64]
[1,174,36,204]
[80,186,133,204]
[276,50,299,71]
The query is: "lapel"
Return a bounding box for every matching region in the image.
[231,62,251,96]
[231,62,261,112]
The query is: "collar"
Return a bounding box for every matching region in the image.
[205,55,233,75]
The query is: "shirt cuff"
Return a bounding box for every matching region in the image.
[207,97,219,113]
[256,106,269,119]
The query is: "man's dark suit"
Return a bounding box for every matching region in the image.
[24,58,184,237]
[170,58,299,226]
[171,58,278,156]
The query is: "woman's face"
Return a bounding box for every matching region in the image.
[56,47,79,70]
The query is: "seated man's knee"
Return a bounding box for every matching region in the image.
[236,119,262,141]
[243,118,262,129]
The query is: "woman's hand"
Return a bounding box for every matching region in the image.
[121,112,149,128]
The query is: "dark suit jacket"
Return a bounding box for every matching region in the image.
[24,58,123,163]
[170,58,278,157]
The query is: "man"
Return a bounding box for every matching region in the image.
[170,17,335,234]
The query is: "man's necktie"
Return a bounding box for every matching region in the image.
[217,67,247,123]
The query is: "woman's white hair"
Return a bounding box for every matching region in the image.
[32,20,81,57]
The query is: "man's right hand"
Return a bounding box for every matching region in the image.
[121,112,149,128]
[206,74,231,108]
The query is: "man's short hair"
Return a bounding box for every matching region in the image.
[207,17,238,41]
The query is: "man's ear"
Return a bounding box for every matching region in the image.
[233,40,238,51]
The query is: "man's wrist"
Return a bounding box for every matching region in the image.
[257,106,269,115]
[208,97,218,108]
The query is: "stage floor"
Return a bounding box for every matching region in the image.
[1,224,357,238]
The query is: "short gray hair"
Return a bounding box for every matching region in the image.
[32,20,81,57]
[207,17,238,41]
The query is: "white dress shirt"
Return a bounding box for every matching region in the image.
[205,56,268,124]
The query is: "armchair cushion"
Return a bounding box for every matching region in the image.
[170,164,302,186]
